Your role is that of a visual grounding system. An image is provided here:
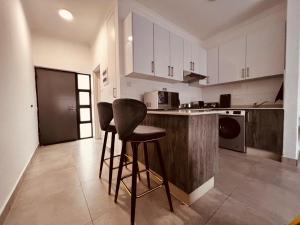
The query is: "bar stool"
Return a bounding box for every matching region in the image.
[97,102,141,195]
[97,102,117,195]
[112,99,173,225]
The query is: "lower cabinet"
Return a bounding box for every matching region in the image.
[246,109,283,155]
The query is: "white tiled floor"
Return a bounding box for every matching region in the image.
[4,139,300,225]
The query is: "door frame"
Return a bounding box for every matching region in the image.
[35,67,93,145]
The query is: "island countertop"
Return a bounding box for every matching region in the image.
[147,109,226,116]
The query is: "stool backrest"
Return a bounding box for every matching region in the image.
[112,99,147,140]
[97,102,113,131]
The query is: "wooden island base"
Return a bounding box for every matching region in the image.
[131,112,219,205]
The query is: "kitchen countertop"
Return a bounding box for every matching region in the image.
[147,109,226,116]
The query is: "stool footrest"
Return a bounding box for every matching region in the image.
[120,168,164,198]
[103,154,132,170]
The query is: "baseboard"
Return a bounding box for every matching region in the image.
[281,156,298,167]
[0,145,39,225]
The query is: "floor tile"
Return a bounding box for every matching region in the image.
[230,176,300,224]
[4,186,91,225]
[191,188,227,224]
[14,167,81,208]
[206,197,277,225]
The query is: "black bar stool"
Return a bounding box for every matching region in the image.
[97,102,141,195]
[97,102,117,195]
[112,99,173,225]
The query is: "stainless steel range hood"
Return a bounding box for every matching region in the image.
[182,71,207,83]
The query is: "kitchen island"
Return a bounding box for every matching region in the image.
[139,110,221,204]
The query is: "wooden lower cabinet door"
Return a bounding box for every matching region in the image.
[246,109,283,155]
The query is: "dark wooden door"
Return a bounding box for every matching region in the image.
[36,68,79,145]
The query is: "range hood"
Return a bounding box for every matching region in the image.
[182,71,207,83]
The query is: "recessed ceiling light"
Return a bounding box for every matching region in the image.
[58,9,74,21]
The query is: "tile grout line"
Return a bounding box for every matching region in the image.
[204,160,259,225]
[77,171,95,225]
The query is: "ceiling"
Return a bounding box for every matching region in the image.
[136,0,284,40]
[21,0,113,45]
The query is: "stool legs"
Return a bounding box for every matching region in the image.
[115,141,127,203]
[108,132,116,195]
[155,141,174,212]
[99,131,108,178]
[143,142,151,189]
[130,143,139,225]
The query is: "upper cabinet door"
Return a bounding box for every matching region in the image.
[184,40,192,71]
[170,33,183,81]
[154,24,170,78]
[207,47,219,85]
[246,21,285,79]
[219,36,246,83]
[192,46,201,74]
[199,47,207,75]
[132,13,154,76]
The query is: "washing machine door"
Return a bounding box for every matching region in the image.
[219,117,241,139]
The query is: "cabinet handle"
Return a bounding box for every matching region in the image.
[151,61,155,73]
[168,66,171,76]
[190,61,193,71]
[242,68,245,78]
[192,62,195,71]
[171,67,174,77]
[247,67,250,77]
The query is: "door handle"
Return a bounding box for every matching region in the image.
[171,67,174,77]
[242,68,245,78]
[151,61,155,73]
[246,67,250,77]
[67,106,76,111]
[168,66,171,76]
[192,62,195,71]
[190,61,193,71]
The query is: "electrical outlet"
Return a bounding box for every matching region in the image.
[162,88,167,91]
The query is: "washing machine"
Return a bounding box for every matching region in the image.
[219,110,246,153]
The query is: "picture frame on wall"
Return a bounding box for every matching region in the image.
[102,68,108,86]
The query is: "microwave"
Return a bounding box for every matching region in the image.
[144,91,180,110]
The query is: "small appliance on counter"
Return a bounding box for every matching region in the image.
[220,94,231,108]
[144,91,180,110]
[204,102,219,108]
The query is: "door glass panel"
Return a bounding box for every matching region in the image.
[79,92,90,105]
[80,108,90,122]
[80,123,92,138]
[78,74,90,90]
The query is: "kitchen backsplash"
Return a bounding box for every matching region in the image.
[202,76,283,106]
[120,76,203,104]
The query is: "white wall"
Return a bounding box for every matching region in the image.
[202,2,286,106]
[118,0,203,103]
[283,0,300,160]
[202,77,283,106]
[32,33,92,74]
[0,0,39,214]
[92,2,118,103]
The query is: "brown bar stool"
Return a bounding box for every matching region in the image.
[112,99,173,225]
[97,102,141,195]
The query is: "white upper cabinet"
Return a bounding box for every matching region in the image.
[245,21,285,79]
[154,24,170,79]
[123,12,185,82]
[124,13,154,76]
[170,33,184,81]
[219,36,246,83]
[199,47,207,76]
[184,40,207,75]
[207,47,219,85]
[183,40,193,72]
